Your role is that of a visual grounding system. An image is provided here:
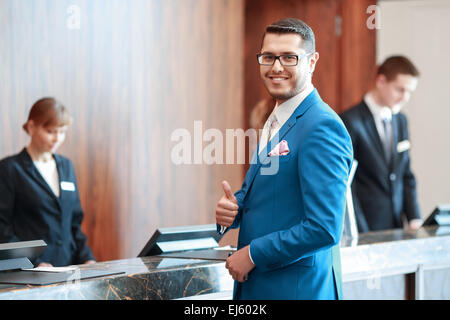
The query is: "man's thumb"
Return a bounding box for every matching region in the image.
[222,180,234,200]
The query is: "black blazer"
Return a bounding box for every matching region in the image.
[0,148,95,266]
[339,101,421,232]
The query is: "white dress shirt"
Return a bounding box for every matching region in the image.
[364,92,392,143]
[34,158,60,197]
[364,92,394,161]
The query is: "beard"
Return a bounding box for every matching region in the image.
[268,89,299,101]
[264,76,308,102]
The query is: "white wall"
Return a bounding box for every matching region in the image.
[377,0,450,219]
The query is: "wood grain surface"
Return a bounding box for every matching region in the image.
[0,0,244,260]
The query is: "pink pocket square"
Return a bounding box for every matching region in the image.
[268,140,290,157]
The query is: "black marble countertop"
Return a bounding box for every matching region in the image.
[0,256,232,299]
[0,226,449,299]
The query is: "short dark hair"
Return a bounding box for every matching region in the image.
[377,56,420,81]
[261,18,315,53]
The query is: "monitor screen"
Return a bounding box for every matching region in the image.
[137,224,223,257]
[0,240,47,261]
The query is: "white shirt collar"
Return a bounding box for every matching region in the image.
[272,82,315,126]
[364,92,392,121]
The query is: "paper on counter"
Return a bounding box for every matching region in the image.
[213,245,235,250]
[23,265,79,273]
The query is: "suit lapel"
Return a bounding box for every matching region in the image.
[243,89,320,198]
[360,103,386,162]
[19,148,62,210]
[358,103,390,190]
[390,114,399,170]
[54,155,65,204]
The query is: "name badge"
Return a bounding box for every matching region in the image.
[60,181,75,191]
[397,140,411,153]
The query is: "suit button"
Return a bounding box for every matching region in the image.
[389,173,396,181]
[56,240,63,246]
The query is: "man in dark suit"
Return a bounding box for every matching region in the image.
[340,56,423,232]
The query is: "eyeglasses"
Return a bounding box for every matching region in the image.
[256,52,313,66]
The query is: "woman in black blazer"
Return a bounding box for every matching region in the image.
[0,97,95,267]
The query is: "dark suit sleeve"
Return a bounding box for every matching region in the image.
[339,111,370,233]
[400,116,421,221]
[0,160,20,243]
[69,163,95,263]
[403,166,421,221]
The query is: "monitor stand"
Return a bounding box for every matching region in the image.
[0,257,33,272]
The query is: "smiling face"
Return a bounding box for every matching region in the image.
[259,33,319,104]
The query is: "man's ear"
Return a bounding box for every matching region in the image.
[375,74,388,88]
[309,52,319,74]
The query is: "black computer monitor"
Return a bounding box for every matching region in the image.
[422,204,450,226]
[137,224,223,257]
[0,240,47,271]
[0,240,46,261]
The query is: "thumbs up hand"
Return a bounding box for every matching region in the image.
[216,181,239,227]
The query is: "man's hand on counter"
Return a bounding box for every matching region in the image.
[225,245,255,283]
[408,219,423,231]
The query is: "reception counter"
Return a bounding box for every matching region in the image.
[0,226,449,300]
[340,225,450,299]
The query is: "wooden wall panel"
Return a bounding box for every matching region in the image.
[0,0,244,260]
[126,0,245,256]
[339,0,377,111]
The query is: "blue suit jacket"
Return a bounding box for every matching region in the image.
[223,89,353,300]
[0,148,95,266]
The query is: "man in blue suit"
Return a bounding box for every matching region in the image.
[215,18,353,299]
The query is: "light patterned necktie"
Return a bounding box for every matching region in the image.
[259,114,278,154]
[267,114,278,144]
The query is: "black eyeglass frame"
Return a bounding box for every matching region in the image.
[256,52,313,66]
